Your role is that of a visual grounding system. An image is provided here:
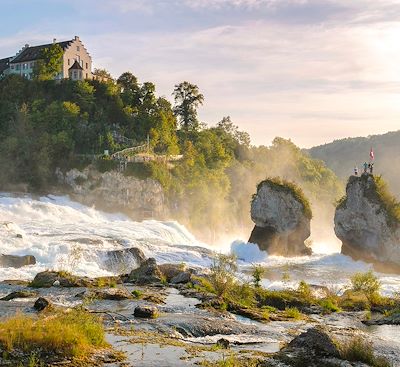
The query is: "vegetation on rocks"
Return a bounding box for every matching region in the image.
[254,177,313,220]
[0,73,342,239]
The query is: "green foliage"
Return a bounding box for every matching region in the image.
[297,280,312,299]
[131,289,143,299]
[33,44,63,80]
[284,307,302,319]
[209,254,238,298]
[374,175,400,226]
[173,81,204,131]
[251,265,264,288]
[340,336,392,367]
[319,298,341,313]
[0,309,107,358]
[351,270,381,300]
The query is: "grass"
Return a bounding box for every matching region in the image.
[284,307,302,319]
[131,289,143,299]
[340,336,392,367]
[0,308,107,360]
[319,298,341,313]
[254,177,313,219]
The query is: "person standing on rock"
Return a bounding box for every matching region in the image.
[370,162,374,174]
[363,162,368,174]
[354,166,359,176]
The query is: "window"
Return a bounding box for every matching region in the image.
[77,46,80,51]
[68,59,70,66]
[23,63,27,70]
[16,65,20,70]
[73,71,77,79]
[86,73,88,79]
[10,65,14,70]
[86,62,88,69]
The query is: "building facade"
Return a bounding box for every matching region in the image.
[0,36,92,81]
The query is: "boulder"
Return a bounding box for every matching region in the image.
[127,258,163,285]
[159,263,186,281]
[30,271,91,288]
[171,271,192,284]
[77,288,133,301]
[0,290,38,301]
[334,174,400,271]
[56,167,165,219]
[134,305,159,319]
[285,326,340,358]
[0,254,36,268]
[216,338,230,349]
[103,247,146,273]
[249,179,312,256]
[34,297,51,311]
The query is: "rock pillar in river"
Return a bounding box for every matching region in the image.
[334,174,400,272]
[249,178,312,256]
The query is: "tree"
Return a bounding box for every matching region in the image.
[33,44,63,80]
[93,68,113,81]
[172,81,204,131]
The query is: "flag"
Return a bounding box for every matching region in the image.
[370,148,374,161]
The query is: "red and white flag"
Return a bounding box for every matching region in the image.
[370,148,374,160]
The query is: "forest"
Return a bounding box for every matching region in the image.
[0,55,343,240]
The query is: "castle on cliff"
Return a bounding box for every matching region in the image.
[0,36,92,81]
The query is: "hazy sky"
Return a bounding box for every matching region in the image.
[1,0,400,147]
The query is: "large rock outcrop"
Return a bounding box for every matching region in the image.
[249,179,312,256]
[334,174,400,272]
[0,254,36,268]
[56,167,165,219]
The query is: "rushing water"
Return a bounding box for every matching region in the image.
[0,193,400,295]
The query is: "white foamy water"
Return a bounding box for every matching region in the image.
[0,194,212,280]
[0,193,399,295]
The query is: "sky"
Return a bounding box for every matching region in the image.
[1,0,400,148]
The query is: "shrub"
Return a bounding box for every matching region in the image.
[209,254,237,297]
[131,289,143,299]
[340,336,391,367]
[0,309,107,359]
[297,280,312,300]
[251,265,264,288]
[351,270,381,300]
[319,298,341,313]
[284,307,302,319]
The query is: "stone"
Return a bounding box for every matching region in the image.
[56,167,165,219]
[128,258,163,285]
[285,326,340,357]
[34,297,51,311]
[88,288,133,301]
[103,247,146,273]
[0,290,38,301]
[30,271,92,288]
[216,338,230,349]
[159,263,186,281]
[334,174,400,271]
[171,271,192,284]
[134,305,159,319]
[0,254,36,268]
[248,179,312,256]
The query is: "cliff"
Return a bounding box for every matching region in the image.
[56,167,165,219]
[249,178,312,256]
[334,174,400,272]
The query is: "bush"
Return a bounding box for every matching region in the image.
[319,298,341,313]
[297,280,312,300]
[209,254,237,297]
[351,270,381,300]
[0,309,107,359]
[340,336,391,367]
[251,265,264,288]
[284,307,302,319]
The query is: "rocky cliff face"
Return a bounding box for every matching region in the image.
[56,167,165,219]
[249,180,312,256]
[334,174,400,272]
